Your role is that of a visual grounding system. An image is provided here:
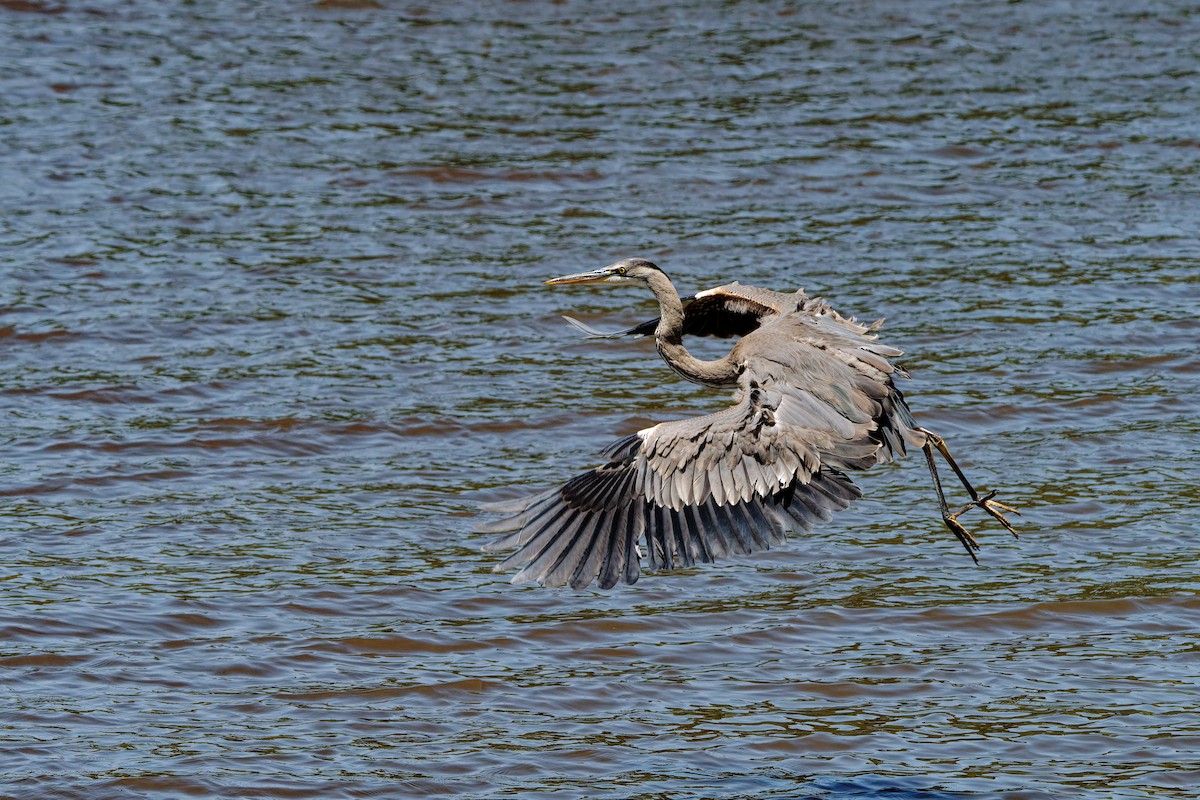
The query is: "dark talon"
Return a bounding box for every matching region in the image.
[942,512,981,563]
[979,497,1021,539]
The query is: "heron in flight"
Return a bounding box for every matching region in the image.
[479,258,1018,589]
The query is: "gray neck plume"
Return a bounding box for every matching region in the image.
[644,269,741,387]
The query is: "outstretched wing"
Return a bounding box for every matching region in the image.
[478,442,862,591]
[563,283,806,340]
[479,306,923,589]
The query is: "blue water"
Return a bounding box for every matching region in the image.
[2,1,1199,798]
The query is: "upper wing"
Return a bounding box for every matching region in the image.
[480,306,922,589]
[681,284,802,337]
[562,283,806,340]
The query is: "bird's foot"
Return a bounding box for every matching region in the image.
[950,490,1021,540]
[941,511,982,564]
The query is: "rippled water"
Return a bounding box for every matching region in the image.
[3,1,1199,798]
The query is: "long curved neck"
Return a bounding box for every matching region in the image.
[646,270,741,387]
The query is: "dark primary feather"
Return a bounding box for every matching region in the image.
[563,283,802,340]
[677,286,787,338]
[480,278,925,589]
[480,434,862,590]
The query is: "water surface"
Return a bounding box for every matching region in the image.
[2,1,1199,798]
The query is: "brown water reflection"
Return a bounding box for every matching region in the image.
[2,0,1200,798]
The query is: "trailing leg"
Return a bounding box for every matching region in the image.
[919,428,1020,561]
[922,429,1020,538]
[922,439,982,562]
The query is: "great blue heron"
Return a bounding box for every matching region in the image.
[479,257,1018,589]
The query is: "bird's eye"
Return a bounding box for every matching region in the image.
[617,267,626,275]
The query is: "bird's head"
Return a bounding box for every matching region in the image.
[546,257,666,286]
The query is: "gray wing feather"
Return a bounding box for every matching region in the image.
[632,308,925,514]
[480,460,860,589]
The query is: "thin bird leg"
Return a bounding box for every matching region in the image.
[923,440,981,563]
[921,429,1020,539]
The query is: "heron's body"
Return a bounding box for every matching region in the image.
[479,259,1017,589]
